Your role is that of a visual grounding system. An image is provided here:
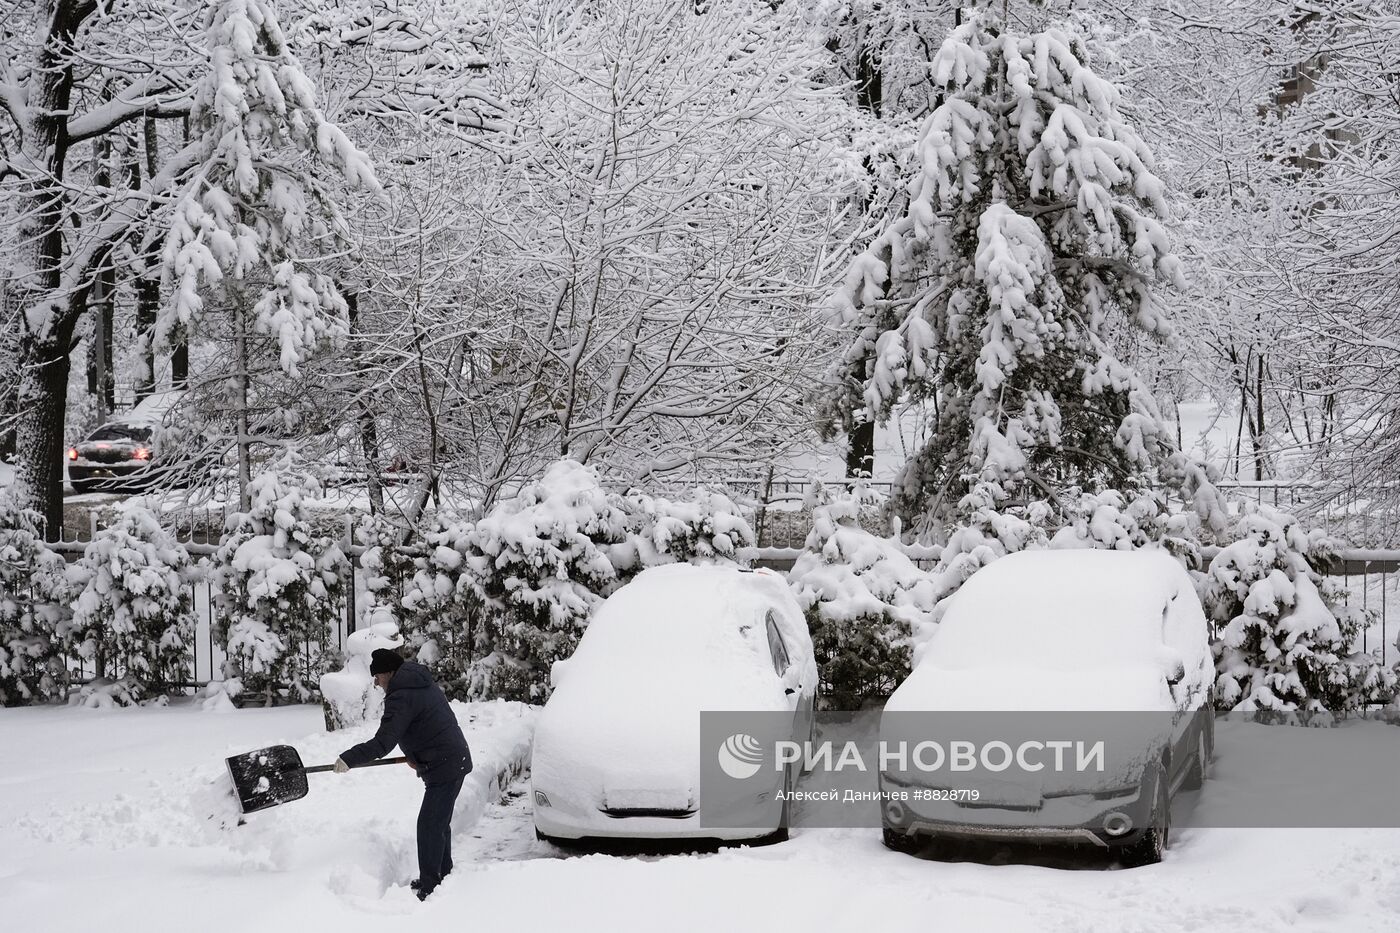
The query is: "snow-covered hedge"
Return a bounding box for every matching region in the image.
[68,503,197,702]
[213,464,346,704]
[0,493,70,705]
[388,460,756,703]
[789,484,934,707]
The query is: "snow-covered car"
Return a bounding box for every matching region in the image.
[879,549,1214,867]
[531,563,817,844]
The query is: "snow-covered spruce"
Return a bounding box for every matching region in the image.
[789,483,935,706]
[819,14,1184,542]
[212,464,346,703]
[1203,502,1396,713]
[67,503,197,704]
[458,459,632,703]
[621,485,756,569]
[397,516,488,701]
[0,493,70,705]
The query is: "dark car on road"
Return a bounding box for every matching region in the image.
[67,420,211,493]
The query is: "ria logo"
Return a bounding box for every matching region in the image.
[717,733,764,780]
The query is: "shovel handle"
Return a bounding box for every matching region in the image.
[306,755,410,774]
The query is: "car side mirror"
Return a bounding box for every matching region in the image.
[550,658,571,689]
[784,686,797,696]
[1166,661,1186,687]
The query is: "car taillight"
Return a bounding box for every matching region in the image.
[133,447,151,460]
[67,447,77,461]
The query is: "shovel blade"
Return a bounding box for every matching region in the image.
[226,744,310,814]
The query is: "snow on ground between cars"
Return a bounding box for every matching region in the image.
[2,703,1400,931]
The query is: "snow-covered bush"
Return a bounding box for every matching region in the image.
[460,459,631,701]
[319,620,403,730]
[0,493,70,705]
[212,464,347,703]
[622,485,755,569]
[355,513,417,630]
[1204,503,1397,713]
[68,503,197,701]
[399,517,489,700]
[927,483,1054,629]
[789,485,935,707]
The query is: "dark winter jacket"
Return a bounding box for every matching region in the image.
[340,661,472,785]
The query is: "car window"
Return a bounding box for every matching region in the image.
[764,612,790,676]
[87,424,152,442]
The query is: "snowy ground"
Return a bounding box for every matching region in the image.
[3,704,1400,932]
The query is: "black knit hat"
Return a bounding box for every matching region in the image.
[369,648,405,676]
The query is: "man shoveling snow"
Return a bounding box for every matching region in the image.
[335,649,473,900]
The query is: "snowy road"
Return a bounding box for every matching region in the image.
[3,704,1399,933]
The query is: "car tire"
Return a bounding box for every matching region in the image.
[1118,771,1170,868]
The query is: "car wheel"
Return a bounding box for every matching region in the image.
[1183,729,1209,791]
[1118,771,1170,868]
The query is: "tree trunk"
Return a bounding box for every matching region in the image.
[345,294,384,515]
[846,418,875,480]
[232,295,252,512]
[11,0,91,536]
[15,347,74,540]
[135,117,160,402]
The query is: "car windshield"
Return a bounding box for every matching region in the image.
[86,424,152,443]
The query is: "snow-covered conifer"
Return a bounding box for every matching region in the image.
[789,484,935,706]
[398,517,485,701]
[622,486,756,569]
[462,459,630,701]
[1204,503,1397,712]
[213,463,346,703]
[0,493,69,705]
[820,13,1184,542]
[68,503,197,701]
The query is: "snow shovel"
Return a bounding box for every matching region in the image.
[226,744,409,814]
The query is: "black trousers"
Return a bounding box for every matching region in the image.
[417,770,466,890]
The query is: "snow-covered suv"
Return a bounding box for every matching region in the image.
[879,549,1214,867]
[531,564,817,844]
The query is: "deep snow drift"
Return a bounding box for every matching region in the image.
[2,703,1399,933]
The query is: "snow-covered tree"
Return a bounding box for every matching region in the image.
[68,503,196,700]
[161,0,383,511]
[622,486,756,569]
[789,483,935,706]
[397,516,486,701]
[1204,502,1396,713]
[213,462,346,703]
[0,492,69,704]
[461,458,631,701]
[819,13,1185,542]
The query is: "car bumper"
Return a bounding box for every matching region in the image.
[879,779,1153,849]
[533,787,782,842]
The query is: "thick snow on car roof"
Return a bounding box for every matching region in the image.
[573,563,808,682]
[923,549,1190,673]
[117,390,184,428]
[889,549,1198,712]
